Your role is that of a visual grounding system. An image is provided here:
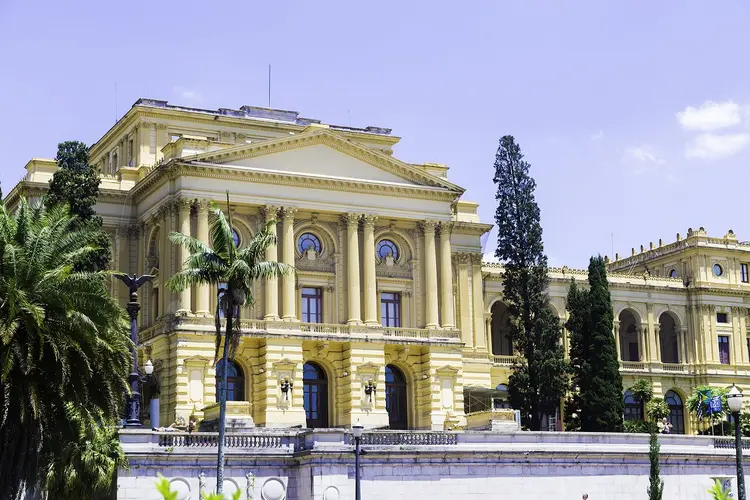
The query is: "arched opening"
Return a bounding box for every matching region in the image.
[623,389,643,421]
[490,302,513,355]
[659,313,679,364]
[303,362,328,429]
[665,390,685,434]
[619,310,641,362]
[385,365,408,430]
[216,359,245,402]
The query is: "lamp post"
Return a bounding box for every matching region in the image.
[352,420,364,500]
[728,385,746,500]
[114,273,154,427]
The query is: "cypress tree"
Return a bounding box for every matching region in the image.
[647,431,664,500]
[565,256,624,432]
[493,135,568,430]
[46,141,111,271]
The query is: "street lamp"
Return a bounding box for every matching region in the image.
[114,273,154,427]
[727,385,746,500]
[352,420,364,500]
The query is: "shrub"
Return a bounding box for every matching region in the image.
[646,398,670,422]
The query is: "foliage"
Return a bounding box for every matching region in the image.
[45,140,111,271]
[630,379,654,404]
[167,194,291,493]
[0,199,131,499]
[646,398,671,422]
[492,135,568,430]
[155,474,242,500]
[686,386,729,421]
[647,431,663,500]
[707,479,732,500]
[564,257,623,432]
[623,419,657,434]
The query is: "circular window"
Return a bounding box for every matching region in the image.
[297,232,322,254]
[377,239,399,260]
[232,228,241,247]
[669,269,678,278]
[713,263,724,277]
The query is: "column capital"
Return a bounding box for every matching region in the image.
[261,205,281,221]
[439,221,454,235]
[419,220,438,234]
[362,214,378,226]
[174,197,192,213]
[455,252,471,264]
[281,207,298,221]
[341,212,360,226]
[195,198,212,213]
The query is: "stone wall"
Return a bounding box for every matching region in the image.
[119,429,746,500]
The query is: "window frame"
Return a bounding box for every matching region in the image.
[297,232,322,254]
[718,335,731,365]
[742,263,749,283]
[377,239,400,261]
[717,312,729,324]
[381,292,402,328]
[713,263,724,277]
[301,287,323,323]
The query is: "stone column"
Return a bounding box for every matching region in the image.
[654,323,662,363]
[176,198,192,314]
[471,254,486,348]
[281,207,297,321]
[613,320,622,361]
[439,222,455,329]
[639,323,649,362]
[423,221,439,329]
[195,200,211,316]
[343,213,361,325]
[679,327,687,364]
[456,254,472,345]
[263,206,280,321]
[362,215,378,326]
[160,204,172,315]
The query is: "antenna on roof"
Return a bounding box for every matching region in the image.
[114,82,118,122]
[268,64,271,108]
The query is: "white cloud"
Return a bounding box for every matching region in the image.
[623,144,666,172]
[685,132,750,160]
[676,100,741,131]
[590,130,604,141]
[173,86,203,104]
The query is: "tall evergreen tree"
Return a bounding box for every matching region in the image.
[46,141,111,271]
[565,256,624,432]
[493,135,567,430]
[647,431,664,500]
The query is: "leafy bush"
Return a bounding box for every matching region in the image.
[707,479,732,500]
[155,474,242,500]
[646,398,670,422]
[630,379,653,404]
[623,420,657,434]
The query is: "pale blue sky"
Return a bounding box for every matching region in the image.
[2,1,749,268]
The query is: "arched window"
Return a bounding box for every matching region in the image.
[303,362,328,428]
[232,228,241,247]
[297,232,322,254]
[385,365,408,430]
[624,389,643,421]
[377,239,399,260]
[665,390,685,434]
[216,360,244,402]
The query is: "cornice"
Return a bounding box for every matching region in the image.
[452,221,493,236]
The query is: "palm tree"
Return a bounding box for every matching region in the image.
[167,195,291,493]
[0,199,131,500]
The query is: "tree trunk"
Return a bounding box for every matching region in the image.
[216,303,233,494]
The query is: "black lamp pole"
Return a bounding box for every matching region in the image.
[734,410,746,500]
[115,274,154,427]
[352,421,364,500]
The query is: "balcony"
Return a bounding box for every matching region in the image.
[620,361,647,372]
[490,355,517,366]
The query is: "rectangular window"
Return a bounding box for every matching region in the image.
[742,263,749,283]
[128,138,134,167]
[153,288,159,319]
[381,292,401,327]
[718,335,730,365]
[301,287,323,323]
[717,312,729,323]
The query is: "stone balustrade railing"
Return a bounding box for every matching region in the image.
[360,431,458,446]
[158,432,288,449]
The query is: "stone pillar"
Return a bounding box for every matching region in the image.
[281,207,297,321]
[136,222,145,327]
[653,324,662,363]
[176,198,192,314]
[422,221,439,329]
[471,255,486,348]
[613,320,622,361]
[263,206,280,321]
[343,213,361,325]
[439,222,455,329]
[362,215,378,326]
[456,254,472,346]
[160,205,172,316]
[195,200,211,316]
[678,327,687,364]
[639,324,648,362]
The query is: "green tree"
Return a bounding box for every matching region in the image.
[46,141,111,271]
[647,431,664,500]
[167,194,291,494]
[492,135,568,430]
[565,257,624,432]
[0,199,130,500]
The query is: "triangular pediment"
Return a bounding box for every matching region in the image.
[183,129,463,192]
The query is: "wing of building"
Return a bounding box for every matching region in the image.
[6,99,750,435]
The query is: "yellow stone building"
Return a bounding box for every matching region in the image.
[6,99,750,435]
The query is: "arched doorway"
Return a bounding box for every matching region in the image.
[619,310,641,361]
[659,313,679,364]
[665,390,685,434]
[216,359,245,402]
[385,365,408,429]
[303,362,328,428]
[490,302,513,355]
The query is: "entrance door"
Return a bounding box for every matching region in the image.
[385,365,408,429]
[303,362,328,428]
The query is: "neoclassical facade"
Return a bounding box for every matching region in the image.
[6,99,750,434]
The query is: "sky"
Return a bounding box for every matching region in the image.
[1,1,749,269]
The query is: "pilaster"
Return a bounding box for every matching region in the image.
[613,320,622,361]
[281,207,298,321]
[362,215,379,326]
[175,197,192,315]
[471,254,486,349]
[342,213,362,325]
[439,222,455,328]
[195,199,211,316]
[262,205,280,321]
[421,221,439,329]
[456,254,472,346]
